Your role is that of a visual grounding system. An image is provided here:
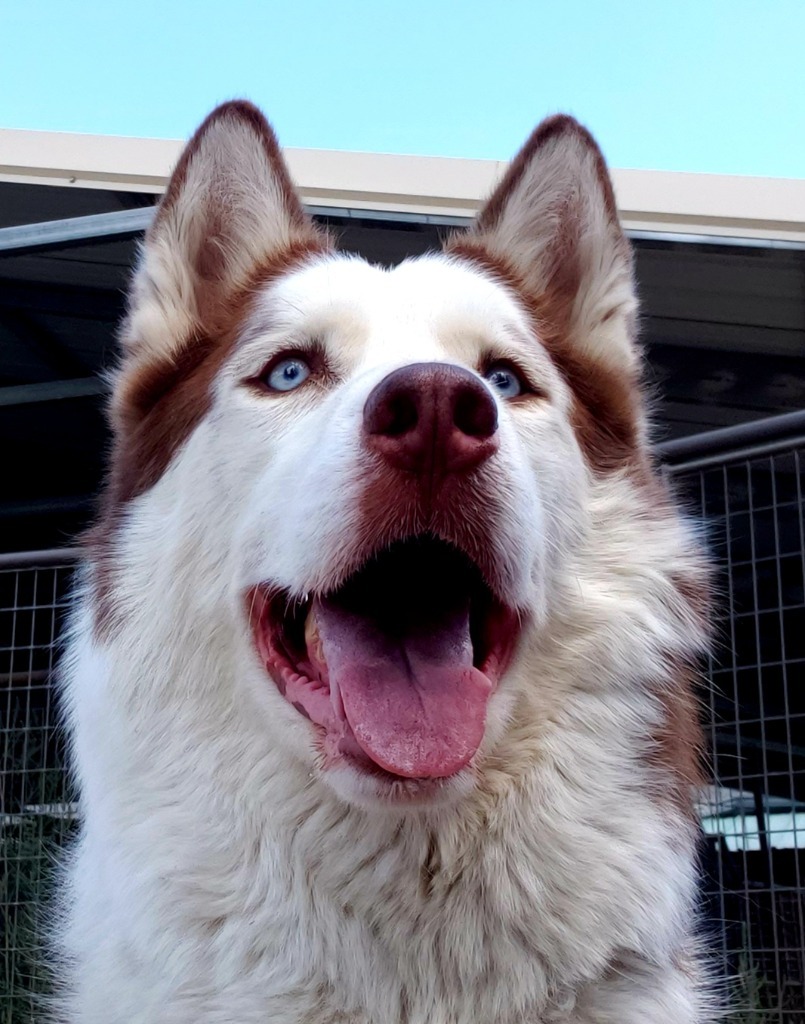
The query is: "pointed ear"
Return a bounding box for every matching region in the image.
[122,100,330,363]
[447,116,637,375]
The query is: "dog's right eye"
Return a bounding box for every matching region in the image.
[263,356,312,393]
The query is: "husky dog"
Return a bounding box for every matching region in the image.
[56,101,711,1023]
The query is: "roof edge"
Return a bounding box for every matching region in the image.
[1,128,804,243]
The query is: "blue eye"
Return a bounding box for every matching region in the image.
[265,357,311,393]
[484,363,523,399]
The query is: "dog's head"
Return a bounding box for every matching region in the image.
[96,101,677,809]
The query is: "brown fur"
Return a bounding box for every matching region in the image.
[89,241,329,640]
[87,101,332,638]
[355,452,515,606]
[650,661,706,820]
[111,239,331,505]
[645,485,710,818]
[447,240,642,474]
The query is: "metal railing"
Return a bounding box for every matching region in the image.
[1,411,804,1021]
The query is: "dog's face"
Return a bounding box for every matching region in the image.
[101,102,646,809]
[228,256,589,805]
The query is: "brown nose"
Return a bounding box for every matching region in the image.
[363,362,498,477]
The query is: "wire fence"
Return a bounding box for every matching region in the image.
[0,414,804,1022]
[664,413,805,1023]
[0,551,78,1023]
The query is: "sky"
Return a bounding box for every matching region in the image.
[2,0,805,178]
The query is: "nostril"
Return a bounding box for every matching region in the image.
[382,390,418,437]
[454,385,498,439]
[365,384,419,438]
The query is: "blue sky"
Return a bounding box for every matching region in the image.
[2,1,804,177]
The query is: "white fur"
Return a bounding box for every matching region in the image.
[54,106,712,1023]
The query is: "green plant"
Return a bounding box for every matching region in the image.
[725,949,776,1024]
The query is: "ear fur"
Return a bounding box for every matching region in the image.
[121,100,329,365]
[448,115,637,374]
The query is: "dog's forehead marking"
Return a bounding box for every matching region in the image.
[245,253,538,366]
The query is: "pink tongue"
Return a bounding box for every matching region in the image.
[313,595,492,778]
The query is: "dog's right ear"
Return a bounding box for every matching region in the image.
[447,115,637,377]
[121,101,329,365]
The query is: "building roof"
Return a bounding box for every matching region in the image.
[2,127,805,244]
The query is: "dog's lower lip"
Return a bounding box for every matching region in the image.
[248,536,521,786]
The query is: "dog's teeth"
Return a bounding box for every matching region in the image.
[304,607,319,650]
[304,607,329,681]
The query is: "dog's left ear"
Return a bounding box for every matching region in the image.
[447,116,637,375]
[122,100,329,365]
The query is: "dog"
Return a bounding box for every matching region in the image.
[55,101,712,1022]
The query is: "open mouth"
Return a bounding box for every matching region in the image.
[248,536,520,783]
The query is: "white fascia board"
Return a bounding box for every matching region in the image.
[613,168,805,244]
[0,129,178,192]
[1,127,804,243]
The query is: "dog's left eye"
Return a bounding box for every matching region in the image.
[484,363,523,399]
[264,357,312,392]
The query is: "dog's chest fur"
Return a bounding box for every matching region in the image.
[69,749,694,1024]
[65,540,700,1024]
